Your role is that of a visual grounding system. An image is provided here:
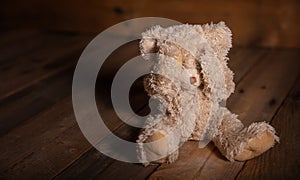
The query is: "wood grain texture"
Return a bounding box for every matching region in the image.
[0,32,93,136]
[0,37,92,135]
[0,29,40,47]
[228,49,300,126]
[62,124,158,180]
[0,33,92,99]
[1,0,299,48]
[0,68,73,136]
[149,50,300,179]
[54,148,115,179]
[0,98,89,178]
[228,47,268,83]
[0,29,45,62]
[236,78,300,179]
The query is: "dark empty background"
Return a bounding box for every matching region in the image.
[1,0,299,48]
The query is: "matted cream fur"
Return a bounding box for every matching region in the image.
[136,22,279,166]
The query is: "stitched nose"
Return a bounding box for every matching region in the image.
[190,76,197,84]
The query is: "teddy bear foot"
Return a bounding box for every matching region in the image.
[141,132,180,165]
[143,132,169,164]
[234,131,276,161]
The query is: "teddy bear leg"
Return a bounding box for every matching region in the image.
[213,109,279,161]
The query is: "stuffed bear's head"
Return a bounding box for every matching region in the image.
[140,22,234,100]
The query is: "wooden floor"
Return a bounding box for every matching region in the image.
[0,29,299,179]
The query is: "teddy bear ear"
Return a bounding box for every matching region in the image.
[202,21,232,59]
[139,38,159,56]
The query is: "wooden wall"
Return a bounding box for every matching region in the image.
[1,0,299,48]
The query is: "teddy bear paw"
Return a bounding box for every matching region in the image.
[234,131,276,161]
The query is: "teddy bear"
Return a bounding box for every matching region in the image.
[136,22,279,166]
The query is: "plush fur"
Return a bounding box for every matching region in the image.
[136,22,279,166]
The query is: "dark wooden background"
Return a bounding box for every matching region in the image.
[1,0,300,48]
[0,1,299,179]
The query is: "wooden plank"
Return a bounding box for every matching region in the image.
[56,47,265,179]
[53,148,115,179]
[0,67,73,136]
[149,49,300,179]
[93,155,158,180]
[0,33,92,99]
[236,78,300,179]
